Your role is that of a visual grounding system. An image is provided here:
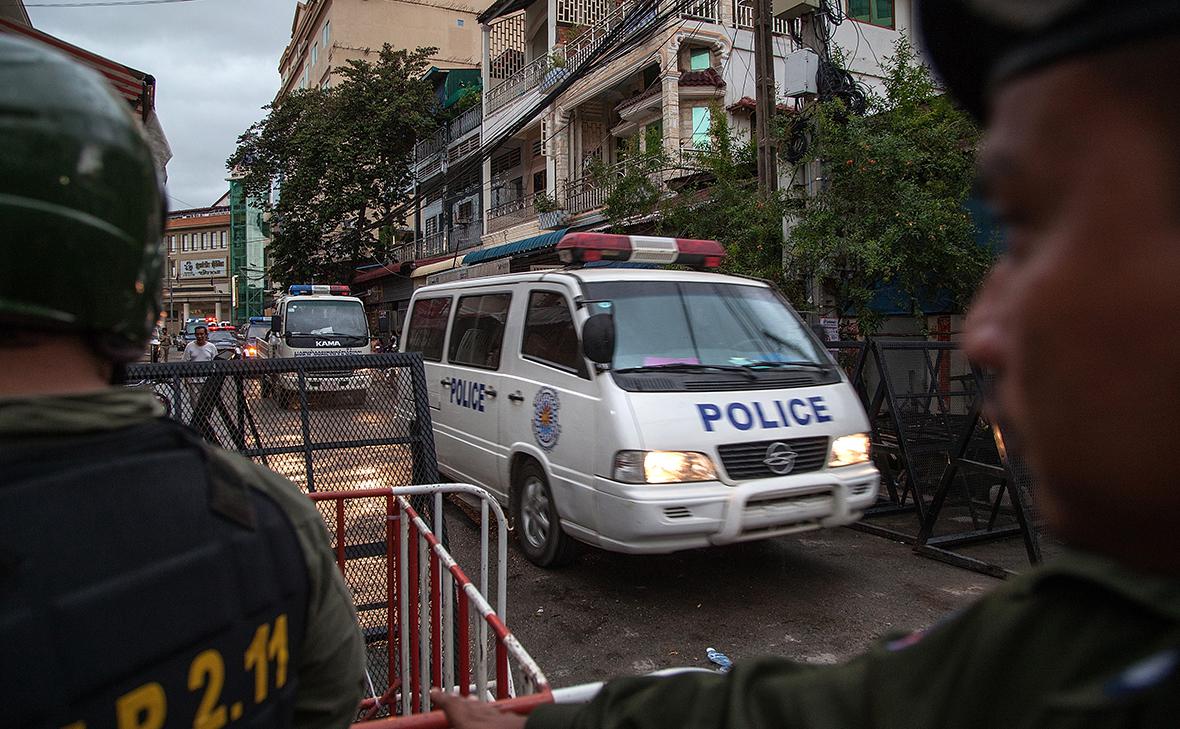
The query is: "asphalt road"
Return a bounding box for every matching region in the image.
[443,503,999,689]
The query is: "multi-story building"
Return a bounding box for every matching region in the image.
[163,203,233,325]
[278,0,483,97]
[395,0,913,285]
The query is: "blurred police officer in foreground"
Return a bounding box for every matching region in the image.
[433,1,1180,727]
[0,35,365,728]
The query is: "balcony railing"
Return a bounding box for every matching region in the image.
[414,105,483,172]
[681,0,719,22]
[448,105,481,139]
[413,126,448,164]
[486,193,536,233]
[419,230,447,258]
[563,149,711,215]
[400,224,484,263]
[731,0,791,34]
[486,54,554,115]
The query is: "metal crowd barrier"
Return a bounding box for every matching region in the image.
[126,354,438,492]
[827,338,1050,577]
[308,484,553,726]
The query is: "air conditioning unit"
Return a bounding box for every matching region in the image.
[772,0,819,20]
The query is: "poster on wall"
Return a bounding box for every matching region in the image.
[179,257,228,279]
[819,317,840,342]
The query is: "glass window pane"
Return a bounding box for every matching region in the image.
[405,297,452,362]
[872,0,893,26]
[691,106,711,147]
[689,47,710,71]
[583,281,827,369]
[522,291,580,372]
[848,0,870,21]
[448,294,511,369]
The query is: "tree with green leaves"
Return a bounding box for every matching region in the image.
[593,38,991,333]
[783,37,994,331]
[228,45,438,284]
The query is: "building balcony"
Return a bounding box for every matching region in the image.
[396,223,484,264]
[730,0,792,33]
[484,0,663,135]
[563,148,711,216]
[486,193,536,234]
[413,105,483,179]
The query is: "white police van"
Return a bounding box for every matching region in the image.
[258,284,373,407]
[403,233,878,566]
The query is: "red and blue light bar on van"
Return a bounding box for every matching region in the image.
[556,233,726,268]
[288,284,351,296]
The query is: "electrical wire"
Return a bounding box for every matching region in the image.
[403,0,683,214]
[23,0,203,7]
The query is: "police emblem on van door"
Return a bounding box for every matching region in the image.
[763,442,798,475]
[532,388,561,450]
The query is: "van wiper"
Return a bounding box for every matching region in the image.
[745,360,832,370]
[615,363,757,380]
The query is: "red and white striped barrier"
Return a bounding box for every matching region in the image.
[308,484,553,727]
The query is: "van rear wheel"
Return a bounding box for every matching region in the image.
[512,461,577,567]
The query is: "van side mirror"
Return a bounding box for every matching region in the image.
[270,314,281,336]
[582,313,615,365]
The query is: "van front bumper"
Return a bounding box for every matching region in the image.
[275,371,372,392]
[580,464,879,554]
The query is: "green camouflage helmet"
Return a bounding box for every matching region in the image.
[0,33,165,362]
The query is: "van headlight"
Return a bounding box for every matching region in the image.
[613,450,718,484]
[829,433,871,468]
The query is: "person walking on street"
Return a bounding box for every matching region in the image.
[183,324,218,362]
[433,1,1180,727]
[0,35,365,729]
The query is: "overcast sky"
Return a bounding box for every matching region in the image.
[29,0,298,210]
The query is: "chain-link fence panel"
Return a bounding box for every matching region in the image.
[126,354,444,699]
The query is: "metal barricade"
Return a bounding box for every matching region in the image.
[828,337,1054,576]
[126,354,438,492]
[307,484,553,726]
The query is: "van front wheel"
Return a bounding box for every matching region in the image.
[512,461,577,567]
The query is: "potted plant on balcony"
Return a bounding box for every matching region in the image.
[533,191,569,229]
[540,52,569,91]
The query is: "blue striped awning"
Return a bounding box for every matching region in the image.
[462,228,568,265]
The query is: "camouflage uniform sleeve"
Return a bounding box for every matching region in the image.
[215,452,367,729]
[525,655,874,729]
[526,556,1180,729]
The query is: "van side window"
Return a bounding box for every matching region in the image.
[405,297,452,361]
[522,291,582,375]
[448,294,511,370]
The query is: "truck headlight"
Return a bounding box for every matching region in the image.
[613,450,718,484]
[829,433,871,468]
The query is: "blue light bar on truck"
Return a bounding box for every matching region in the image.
[288,284,351,296]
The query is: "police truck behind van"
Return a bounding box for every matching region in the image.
[402,233,879,566]
[258,285,372,407]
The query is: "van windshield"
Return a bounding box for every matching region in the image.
[285,300,368,337]
[582,281,829,371]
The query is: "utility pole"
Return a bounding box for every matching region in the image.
[753,0,777,192]
[797,5,828,324]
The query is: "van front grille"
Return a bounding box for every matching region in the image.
[718,436,829,481]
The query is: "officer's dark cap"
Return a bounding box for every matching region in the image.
[917,0,1180,120]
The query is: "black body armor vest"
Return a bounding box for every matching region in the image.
[0,419,310,729]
